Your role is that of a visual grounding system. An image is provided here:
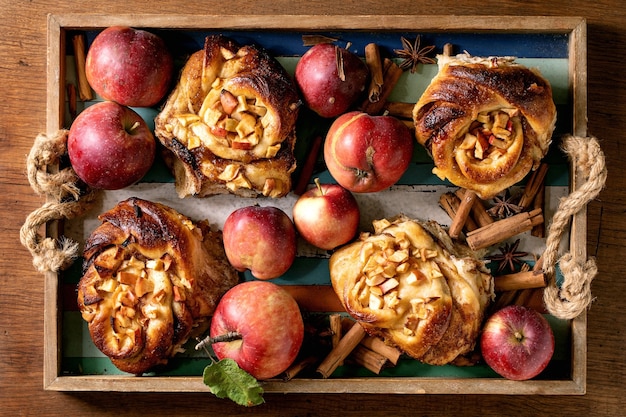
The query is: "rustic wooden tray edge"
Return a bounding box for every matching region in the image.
[44,13,588,395]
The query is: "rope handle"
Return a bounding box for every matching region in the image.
[541,135,607,319]
[19,130,98,273]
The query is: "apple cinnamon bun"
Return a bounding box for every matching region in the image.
[76,197,239,374]
[155,35,301,198]
[413,54,557,199]
[329,216,494,364]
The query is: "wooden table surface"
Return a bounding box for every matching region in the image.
[1,1,624,415]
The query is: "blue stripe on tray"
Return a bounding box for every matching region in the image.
[85,30,569,59]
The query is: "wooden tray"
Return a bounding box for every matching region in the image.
[44,13,588,394]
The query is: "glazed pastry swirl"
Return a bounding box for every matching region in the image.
[413,54,557,199]
[155,35,301,198]
[329,216,494,364]
[77,198,239,375]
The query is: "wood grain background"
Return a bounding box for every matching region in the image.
[1,1,624,415]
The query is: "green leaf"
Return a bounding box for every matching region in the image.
[202,358,265,407]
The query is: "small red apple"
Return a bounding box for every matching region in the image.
[480,305,555,381]
[85,26,174,107]
[222,206,297,280]
[209,281,304,380]
[68,101,156,190]
[324,111,414,193]
[292,178,360,250]
[295,43,369,118]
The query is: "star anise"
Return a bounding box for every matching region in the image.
[394,35,436,73]
[487,190,522,219]
[486,239,528,274]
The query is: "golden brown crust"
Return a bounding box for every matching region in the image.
[154,35,300,198]
[77,198,240,374]
[413,54,556,199]
[417,257,488,364]
[329,239,453,359]
[329,216,494,364]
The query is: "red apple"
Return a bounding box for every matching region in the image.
[292,178,360,250]
[209,281,304,380]
[295,43,369,118]
[85,26,174,107]
[480,305,555,380]
[324,111,414,193]
[68,101,156,190]
[222,206,297,280]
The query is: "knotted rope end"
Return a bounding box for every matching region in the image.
[543,252,599,320]
[30,236,80,273]
[541,135,606,320]
[21,130,99,275]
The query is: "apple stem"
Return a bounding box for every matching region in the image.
[514,331,525,342]
[314,177,325,195]
[127,121,141,134]
[195,331,243,351]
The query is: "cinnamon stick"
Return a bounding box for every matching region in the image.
[317,321,366,378]
[448,189,477,239]
[72,33,93,101]
[329,314,342,348]
[384,101,414,119]
[496,287,547,312]
[400,119,415,131]
[439,192,479,232]
[293,135,323,195]
[533,254,544,272]
[360,58,403,115]
[341,318,402,364]
[518,287,549,313]
[531,181,546,237]
[281,285,345,312]
[329,313,343,366]
[364,43,384,103]
[518,162,549,210]
[350,345,388,374]
[455,189,494,228]
[66,83,77,121]
[359,335,401,365]
[282,355,318,381]
[466,208,544,250]
[494,270,547,291]
[491,290,518,311]
[488,256,549,309]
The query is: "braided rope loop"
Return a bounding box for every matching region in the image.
[20,130,98,273]
[542,135,607,319]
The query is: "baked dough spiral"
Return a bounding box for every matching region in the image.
[329,216,494,365]
[77,198,239,374]
[413,54,557,199]
[155,35,301,198]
